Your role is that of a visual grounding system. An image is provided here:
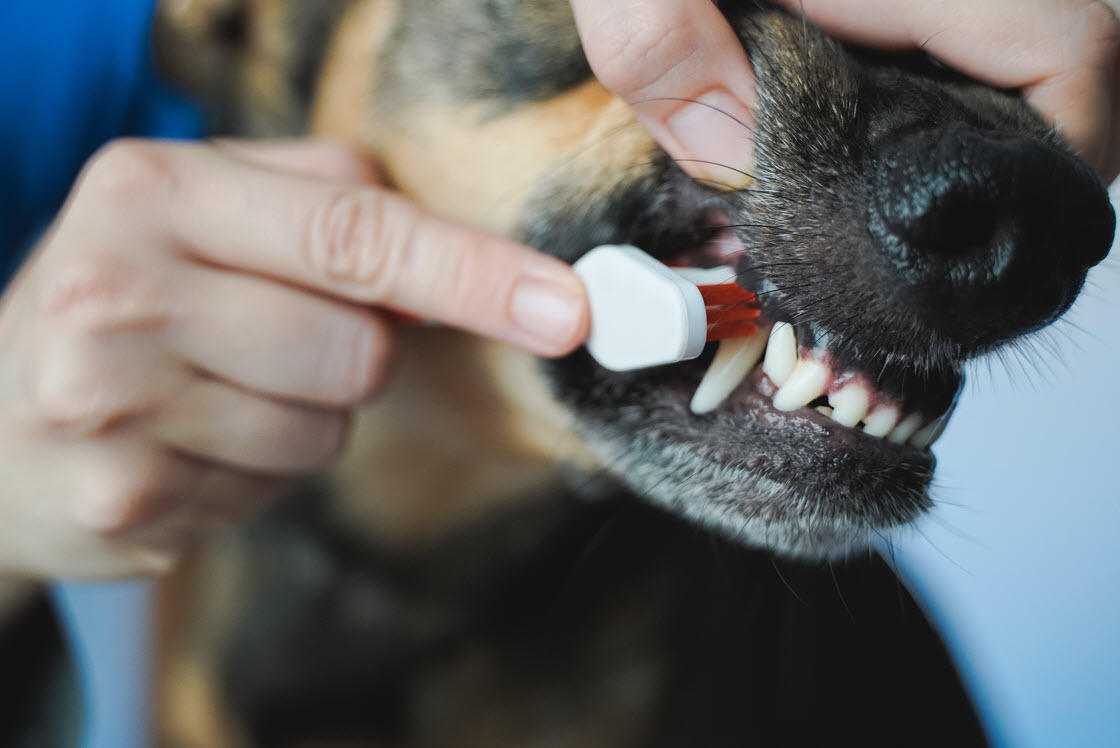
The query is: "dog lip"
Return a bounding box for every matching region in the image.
[682,361,937,467]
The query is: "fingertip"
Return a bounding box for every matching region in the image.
[657,89,757,190]
[508,271,590,357]
[572,0,757,189]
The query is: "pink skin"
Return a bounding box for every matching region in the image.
[0,139,589,580]
[573,0,1120,182]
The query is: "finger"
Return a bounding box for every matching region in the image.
[150,145,588,356]
[169,263,394,406]
[28,304,189,434]
[64,438,287,540]
[774,0,1120,178]
[144,378,351,474]
[570,0,758,187]
[105,458,289,540]
[211,137,383,185]
[0,436,185,577]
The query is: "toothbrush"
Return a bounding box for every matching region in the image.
[572,245,760,372]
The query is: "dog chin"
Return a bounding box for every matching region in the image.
[583,428,897,559]
[560,366,938,560]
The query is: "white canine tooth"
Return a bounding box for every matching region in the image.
[828,383,870,427]
[762,322,796,386]
[862,406,900,438]
[815,405,834,417]
[690,331,769,414]
[910,415,949,450]
[887,412,924,444]
[773,358,830,411]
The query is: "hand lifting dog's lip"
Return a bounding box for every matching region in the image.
[540,12,1115,558]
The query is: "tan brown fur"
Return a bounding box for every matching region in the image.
[304,0,654,544]
[156,0,647,544]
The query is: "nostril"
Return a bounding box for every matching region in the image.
[869,123,1115,348]
[871,127,1021,282]
[892,188,999,260]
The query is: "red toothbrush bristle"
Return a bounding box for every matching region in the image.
[701,282,760,342]
[698,284,755,305]
[706,305,760,324]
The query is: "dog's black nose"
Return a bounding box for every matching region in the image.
[869,123,1115,349]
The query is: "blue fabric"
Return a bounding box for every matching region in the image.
[0,0,203,274]
[51,581,157,748]
[0,4,202,748]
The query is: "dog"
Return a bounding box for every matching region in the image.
[147,1,1114,746]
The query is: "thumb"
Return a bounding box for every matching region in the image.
[570,0,758,189]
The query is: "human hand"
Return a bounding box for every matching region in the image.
[0,138,589,579]
[570,0,1120,183]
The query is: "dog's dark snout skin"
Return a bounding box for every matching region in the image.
[869,123,1115,349]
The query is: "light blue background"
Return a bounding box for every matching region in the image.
[889,184,1120,747]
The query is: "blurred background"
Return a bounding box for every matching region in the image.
[886,182,1120,747]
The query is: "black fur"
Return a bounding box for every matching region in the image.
[222,487,988,747]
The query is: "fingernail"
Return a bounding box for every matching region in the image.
[666,90,756,190]
[511,279,585,352]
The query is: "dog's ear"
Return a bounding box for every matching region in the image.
[153,0,351,136]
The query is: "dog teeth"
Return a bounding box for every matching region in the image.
[909,413,949,449]
[908,393,959,449]
[862,405,901,438]
[690,330,769,414]
[685,319,953,451]
[772,358,829,411]
[887,412,924,444]
[762,322,796,386]
[828,383,869,427]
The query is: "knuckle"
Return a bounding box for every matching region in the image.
[30,364,108,427]
[35,254,167,333]
[80,139,181,210]
[305,189,415,298]
[26,259,169,429]
[78,466,171,536]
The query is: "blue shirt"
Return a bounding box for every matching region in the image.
[0,0,202,275]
